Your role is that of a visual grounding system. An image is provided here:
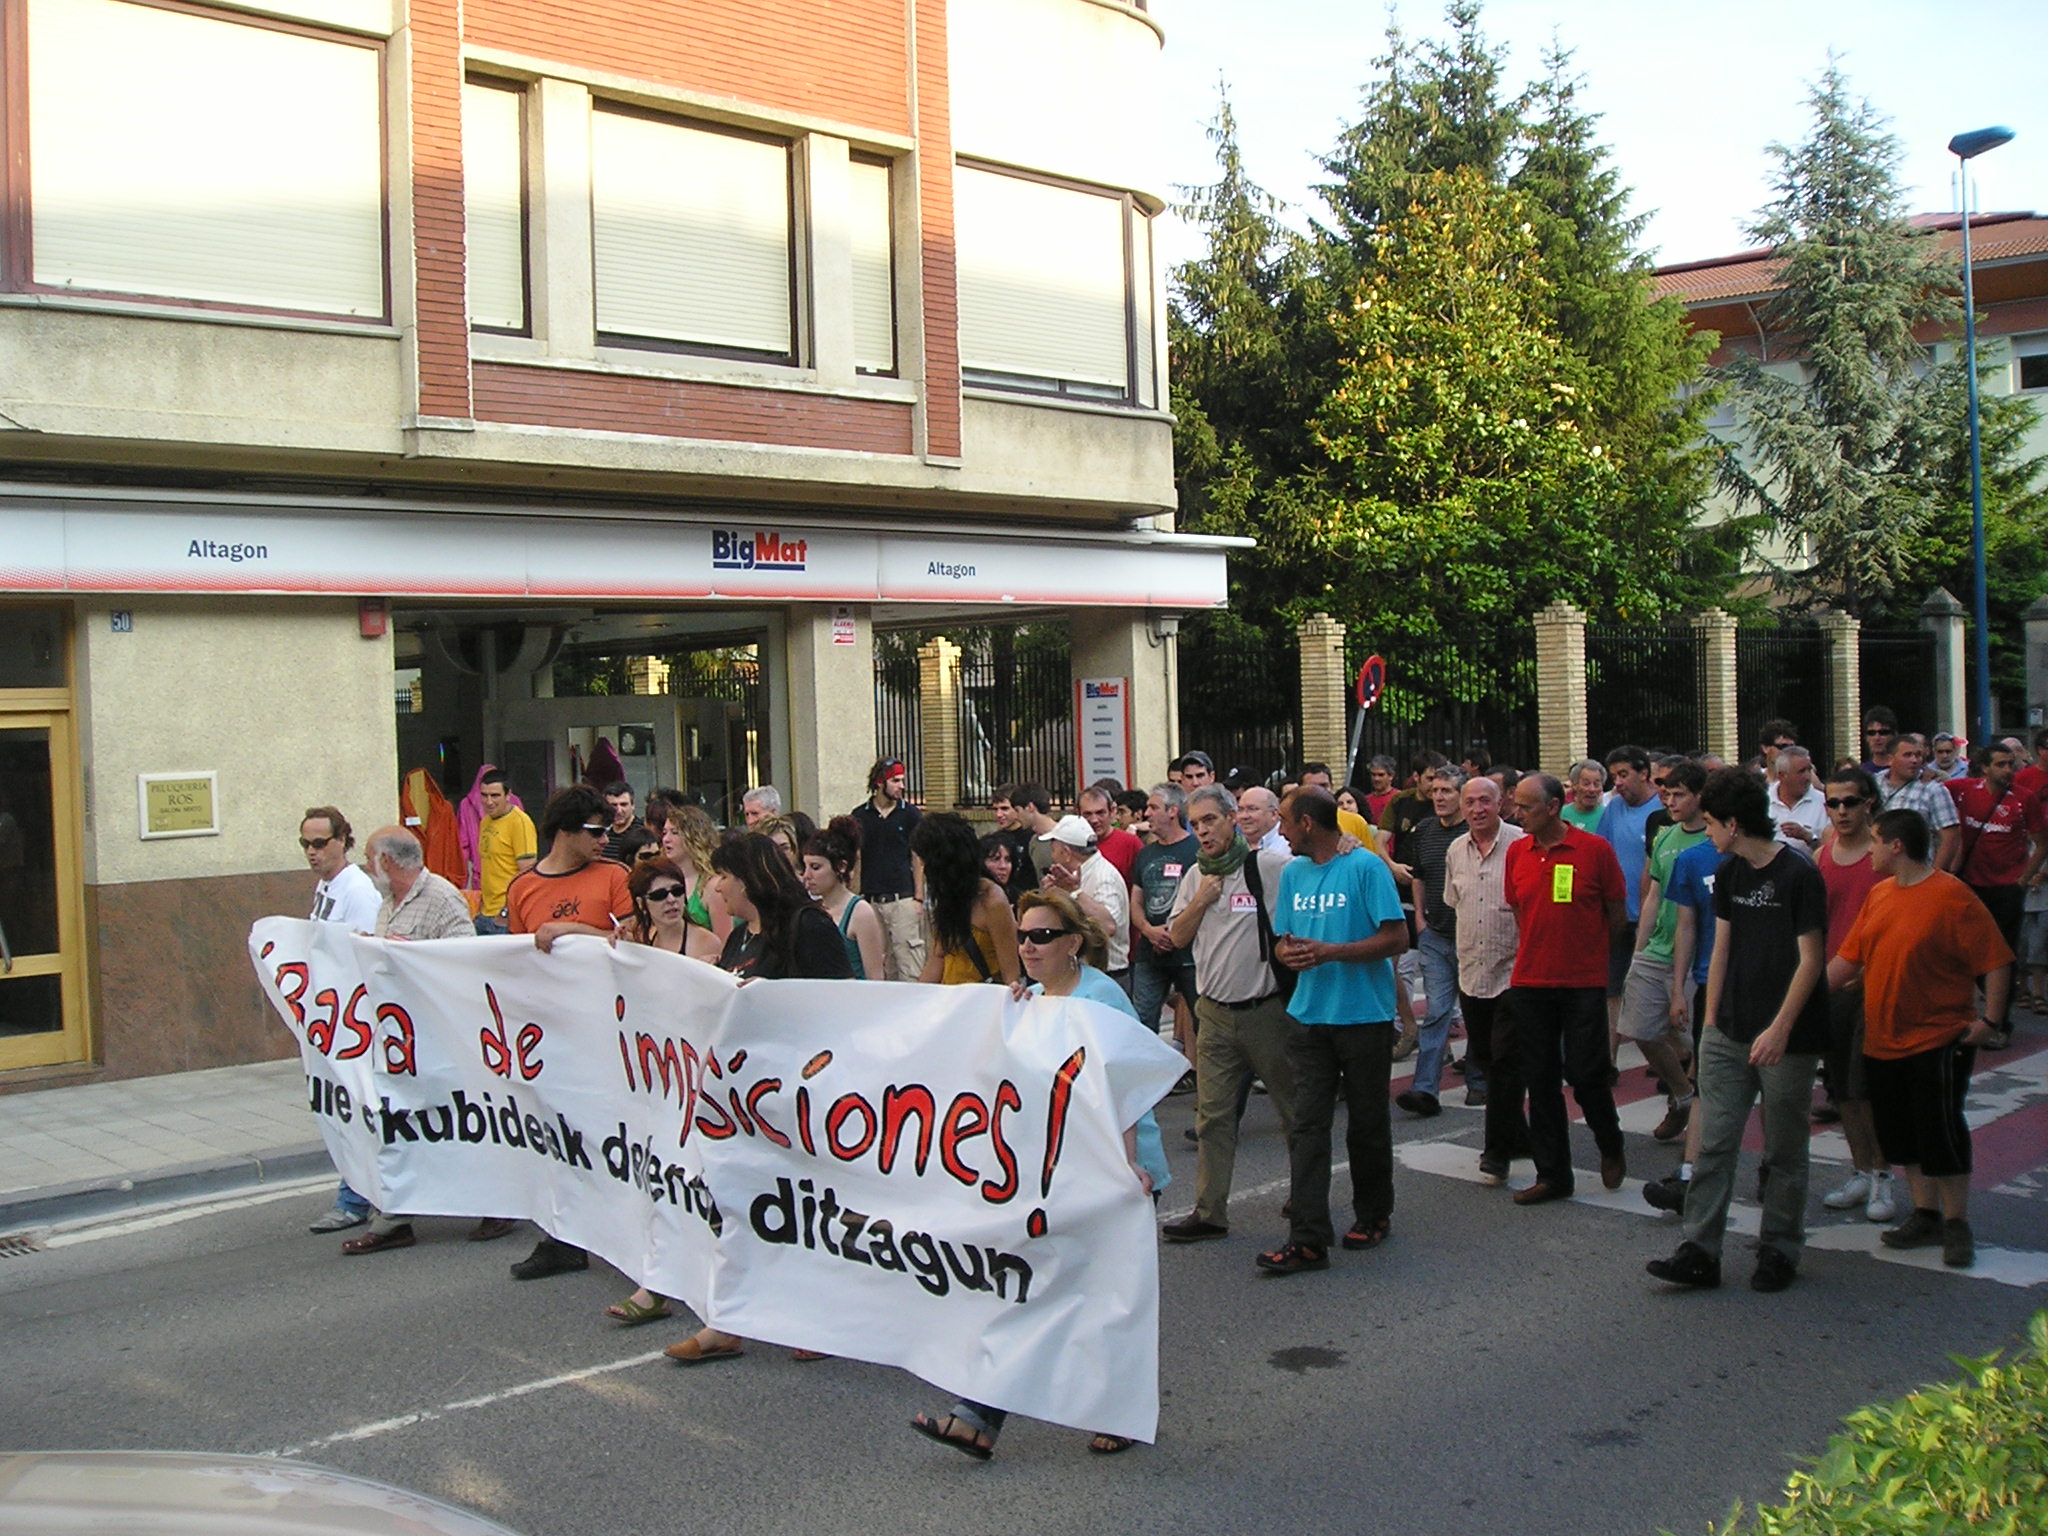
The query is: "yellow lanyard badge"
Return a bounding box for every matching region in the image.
[1551,861,1575,904]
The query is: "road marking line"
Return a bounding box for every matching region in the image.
[20,1178,337,1249]
[270,1350,671,1458]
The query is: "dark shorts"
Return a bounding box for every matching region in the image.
[1824,990,1870,1103]
[1865,1038,1976,1178]
[1606,931,1634,998]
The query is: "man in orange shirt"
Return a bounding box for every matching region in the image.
[505,784,634,1280]
[1828,808,2015,1269]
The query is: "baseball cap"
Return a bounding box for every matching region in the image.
[1036,813,1096,848]
[1180,750,1215,772]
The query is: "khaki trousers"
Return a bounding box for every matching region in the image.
[873,897,927,982]
[1191,993,1302,1227]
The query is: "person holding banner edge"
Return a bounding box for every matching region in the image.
[911,887,1169,1460]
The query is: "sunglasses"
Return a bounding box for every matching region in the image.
[298,836,336,851]
[645,884,686,902]
[580,822,608,834]
[1017,926,1074,946]
[1823,796,1865,810]
[1865,727,1894,737]
[1768,740,1793,751]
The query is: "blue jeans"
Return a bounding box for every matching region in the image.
[336,1178,371,1216]
[1130,950,1196,1035]
[1413,926,1477,1097]
[474,914,509,936]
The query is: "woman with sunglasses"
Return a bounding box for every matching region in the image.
[624,857,720,962]
[801,816,885,979]
[661,833,854,1365]
[911,888,1168,1461]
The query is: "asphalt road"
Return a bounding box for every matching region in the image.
[3,1088,2043,1536]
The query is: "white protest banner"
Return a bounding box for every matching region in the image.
[249,919,1185,1440]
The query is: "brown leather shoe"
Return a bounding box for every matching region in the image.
[467,1217,518,1242]
[1513,1182,1571,1206]
[341,1224,416,1255]
[1601,1147,1627,1190]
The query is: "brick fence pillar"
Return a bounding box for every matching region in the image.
[1533,600,1587,776]
[1296,613,1349,774]
[1920,587,1969,739]
[917,636,962,811]
[1815,609,1861,771]
[1692,607,1739,764]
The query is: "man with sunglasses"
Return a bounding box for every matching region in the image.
[1858,708,1900,778]
[300,806,382,1234]
[1812,770,1897,1222]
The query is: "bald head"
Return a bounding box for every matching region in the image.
[1237,785,1281,842]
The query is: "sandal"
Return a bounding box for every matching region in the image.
[664,1330,745,1365]
[911,1411,995,1461]
[604,1294,672,1325]
[1254,1241,1328,1275]
[789,1348,830,1363]
[1087,1433,1135,1455]
[1341,1217,1391,1251]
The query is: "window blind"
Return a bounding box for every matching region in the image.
[27,0,386,316]
[463,80,527,331]
[848,156,895,374]
[955,165,1128,391]
[591,108,793,357]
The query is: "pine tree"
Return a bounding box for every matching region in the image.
[1714,63,1961,617]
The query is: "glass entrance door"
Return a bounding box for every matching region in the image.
[0,716,87,1070]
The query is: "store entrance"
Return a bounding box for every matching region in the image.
[392,608,776,827]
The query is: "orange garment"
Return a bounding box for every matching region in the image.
[1835,870,2014,1059]
[937,924,1002,985]
[506,860,634,937]
[399,767,466,889]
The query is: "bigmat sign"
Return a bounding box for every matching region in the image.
[250,919,1185,1441]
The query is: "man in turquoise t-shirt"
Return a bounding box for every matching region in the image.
[1258,788,1409,1276]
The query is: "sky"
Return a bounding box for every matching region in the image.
[1153,0,2048,270]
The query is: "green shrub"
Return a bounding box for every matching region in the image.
[1696,1310,2048,1535]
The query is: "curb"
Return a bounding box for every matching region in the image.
[0,1143,334,1234]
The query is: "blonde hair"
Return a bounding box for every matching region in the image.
[662,804,720,878]
[1015,888,1106,971]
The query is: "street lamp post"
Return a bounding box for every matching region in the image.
[1949,125,2015,748]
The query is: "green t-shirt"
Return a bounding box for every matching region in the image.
[1642,821,1709,961]
[1560,801,1604,834]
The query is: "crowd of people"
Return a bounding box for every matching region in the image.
[290,711,2044,1455]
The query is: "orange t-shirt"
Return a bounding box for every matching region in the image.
[506,859,633,937]
[1835,870,2014,1059]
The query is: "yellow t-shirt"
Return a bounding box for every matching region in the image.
[478,807,537,917]
[1337,806,1382,855]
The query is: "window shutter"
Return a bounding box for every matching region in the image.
[591,109,793,358]
[955,165,1128,392]
[848,157,896,374]
[463,81,527,332]
[27,0,386,317]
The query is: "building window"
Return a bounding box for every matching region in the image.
[11,0,387,320]
[2012,333,2048,393]
[849,154,896,376]
[463,78,528,334]
[590,106,795,363]
[955,163,1151,405]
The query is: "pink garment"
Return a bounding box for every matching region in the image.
[583,737,626,790]
[458,763,524,890]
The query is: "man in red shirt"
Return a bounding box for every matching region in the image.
[1947,742,2040,1049]
[1079,782,1143,883]
[1503,772,1630,1205]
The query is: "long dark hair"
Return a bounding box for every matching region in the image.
[911,811,987,958]
[710,833,817,972]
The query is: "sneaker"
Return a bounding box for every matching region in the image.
[1642,1173,1688,1213]
[1161,1215,1228,1243]
[1863,1170,1897,1224]
[1652,1097,1693,1143]
[1167,1070,1197,1096]
[1880,1208,1945,1250]
[1750,1247,1797,1293]
[1942,1218,1975,1268]
[309,1205,369,1234]
[1463,1086,1489,1108]
[1645,1240,1721,1288]
[1449,1056,1469,1076]
[1255,1241,1329,1276]
[1477,1154,1508,1184]
[1821,1170,1871,1211]
[510,1237,589,1280]
[1394,1090,1441,1118]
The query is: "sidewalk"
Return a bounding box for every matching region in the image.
[0,1059,332,1232]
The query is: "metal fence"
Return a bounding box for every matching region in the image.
[872,649,924,803]
[1736,622,1833,766]
[1347,625,1539,776]
[1176,612,1299,780]
[956,630,1073,805]
[1860,628,1938,739]
[1586,623,1707,755]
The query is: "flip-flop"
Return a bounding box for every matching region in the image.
[604,1296,672,1325]
[664,1334,745,1365]
[911,1412,994,1461]
[1087,1433,1135,1455]
[789,1349,830,1363]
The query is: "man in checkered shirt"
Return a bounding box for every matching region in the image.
[1875,733,1960,872]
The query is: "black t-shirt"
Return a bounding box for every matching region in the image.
[720,905,856,981]
[1643,807,1672,858]
[1410,815,1467,935]
[1131,832,1199,969]
[1711,847,1829,1051]
[851,798,921,897]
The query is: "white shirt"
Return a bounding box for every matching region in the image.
[1256,826,1289,856]
[1769,783,1829,848]
[311,862,380,934]
[1077,851,1131,970]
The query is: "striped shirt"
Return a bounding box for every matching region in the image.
[377,870,477,941]
[1441,822,1524,1000]
[1877,772,1959,832]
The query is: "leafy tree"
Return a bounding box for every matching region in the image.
[1713,64,1963,617]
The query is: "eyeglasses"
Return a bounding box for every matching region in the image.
[1823,796,1865,810]
[298,836,336,851]
[1864,727,1894,738]
[645,885,686,902]
[1017,926,1074,946]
